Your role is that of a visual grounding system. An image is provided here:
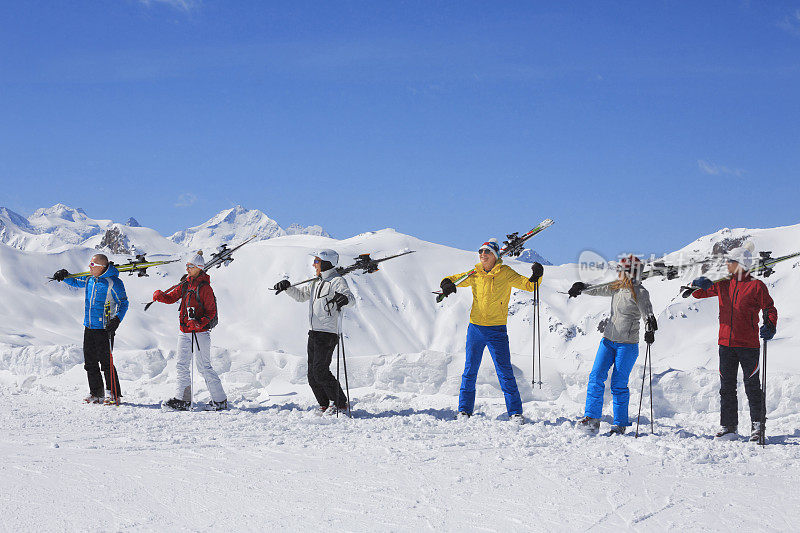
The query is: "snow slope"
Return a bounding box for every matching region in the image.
[2,221,800,531]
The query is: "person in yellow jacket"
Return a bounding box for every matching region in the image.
[440,238,544,423]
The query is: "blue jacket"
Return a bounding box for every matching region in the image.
[64,264,129,329]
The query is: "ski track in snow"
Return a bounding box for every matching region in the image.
[2,382,800,532]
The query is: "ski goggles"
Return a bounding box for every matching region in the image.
[89,261,104,268]
[186,263,200,269]
[313,258,321,264]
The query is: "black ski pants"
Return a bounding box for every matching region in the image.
[307,330,346,408]
[719,345,763,428]
[83,328,122,398]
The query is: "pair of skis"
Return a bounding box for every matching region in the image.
[49,254,179,281]
[145,234,258,310]
[273,250,416,294]
[433,218,555,303]
[680,251,800,297]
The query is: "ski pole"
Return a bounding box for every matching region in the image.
[339,313,352,419]
[108,333,119,405]
[335,325,341,419]
[531,282,542,388]
[190,331,198,411]
[760,336,768,446]
[648,343,654,434]
[635,343,654,438]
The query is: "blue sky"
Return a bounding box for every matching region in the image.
[1,1,799,263]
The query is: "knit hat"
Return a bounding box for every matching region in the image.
[727,246,754,269]
[186,251,205,268]
[478,238,501,259]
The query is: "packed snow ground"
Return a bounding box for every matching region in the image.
[2,222,800,530]
[3,374,800,531]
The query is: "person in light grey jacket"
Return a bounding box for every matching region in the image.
[568,255,658,435]
[273,249,354,413]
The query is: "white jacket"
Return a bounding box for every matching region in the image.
[285,268,354,333]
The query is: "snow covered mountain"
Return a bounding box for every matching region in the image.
[168,205,329,251]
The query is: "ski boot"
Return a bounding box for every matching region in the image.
[204,399,228,411]
[714,426,738,440]
[456,411,471,421]
[103,393,121,406]
[577,416,600,435]
[607,425,626,436]
[84,394,104,404]
[749,421,765,443]
[326,403,349,416]
[163,398,191,411]
[509,413,525,425]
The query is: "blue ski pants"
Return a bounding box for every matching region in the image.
[459,323,522,416]
[584,338,639,426]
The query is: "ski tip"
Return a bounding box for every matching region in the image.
[541,218,555,227]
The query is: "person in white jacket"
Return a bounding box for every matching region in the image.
[274,249,354,414]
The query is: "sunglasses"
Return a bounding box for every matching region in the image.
[478,249,495,255]
[313,259,321,264]
[89,261,104,268]
[186,263,199,269]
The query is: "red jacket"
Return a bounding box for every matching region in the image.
[693,274,777,348]
[160,272,217,333]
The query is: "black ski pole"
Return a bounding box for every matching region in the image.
[536,283,542,389]
[190,331,199,411]
[760,337,768,446]
[335,330,341,419]
[635,344,651,438]
[341,330,352,419]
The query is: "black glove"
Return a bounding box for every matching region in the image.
[274,280,291,293]
[329,292,349,311]
[529,262,544,282]
[105,316,121,333]
[53,269,69,282]
[760,320,776,340]
[568,282,585,298]
[644,330,655,345]
[440,278,456,298]
[646,315,658,332]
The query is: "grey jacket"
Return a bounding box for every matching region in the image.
[285,268,354,334]
[584,281,654,344]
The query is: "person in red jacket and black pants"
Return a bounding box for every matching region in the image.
[691,246,777,441]
[152,252,228,411]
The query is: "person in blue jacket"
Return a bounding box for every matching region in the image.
[54,253,128,404]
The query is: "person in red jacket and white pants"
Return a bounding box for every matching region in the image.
[691,246,777,441]
[152,253,228,411]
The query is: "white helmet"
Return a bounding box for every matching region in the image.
[310,248,339,267]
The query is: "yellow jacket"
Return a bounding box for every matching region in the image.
[444,261,541,326]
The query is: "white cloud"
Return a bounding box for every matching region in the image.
[174,193,197,208]
[697,160,746,177]
[778,9,800,36]
[137,0,199,12]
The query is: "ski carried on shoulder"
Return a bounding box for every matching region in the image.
[566,256,716,297]
[274,250,416,293]
[145,234,258,310]
[434,218,554,303]
[49,255,179,281]
[680,250,800,298]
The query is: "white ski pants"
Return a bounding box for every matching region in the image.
[175,331,227,402]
